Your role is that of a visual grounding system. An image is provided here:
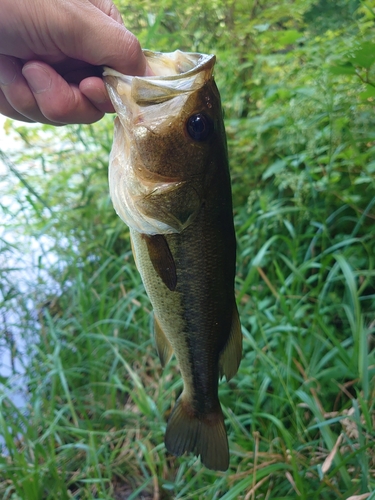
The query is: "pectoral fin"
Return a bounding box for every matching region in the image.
[142,234,177,291]
[154,315,173,367]
[219,304,242,381]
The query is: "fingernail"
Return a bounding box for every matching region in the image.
[0,55,17,85]
[22,64,51,93]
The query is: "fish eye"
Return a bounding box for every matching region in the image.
[186,113,213,141]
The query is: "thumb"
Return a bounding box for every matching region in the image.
[57,0,148,76]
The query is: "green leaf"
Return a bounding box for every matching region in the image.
[350,42,375,69]
[329,63,356,75]
[277,29,302,46]
[262,159,287,180]
[360,83,375,100]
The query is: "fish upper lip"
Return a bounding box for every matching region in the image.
[141,50,216,81]
[103,51,216,106]
[103,50,215,81]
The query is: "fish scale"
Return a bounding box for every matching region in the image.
[104,50,242,471]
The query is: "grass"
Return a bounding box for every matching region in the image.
[0,193,374,499]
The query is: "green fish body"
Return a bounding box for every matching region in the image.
[104,51,242,471]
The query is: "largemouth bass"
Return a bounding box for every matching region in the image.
[103,50,242,471]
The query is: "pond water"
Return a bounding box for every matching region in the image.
[0,225,60,410]
[0,119,77,456]
[1,119,26,406]
[0,119,46,411]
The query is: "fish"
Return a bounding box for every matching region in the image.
[103,50,242,471]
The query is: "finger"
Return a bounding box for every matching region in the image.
[58,0,148,76]
[89,0,123,24]
[0,55,50,123]
[51,63,115,112]
[79,76,115,113]
[22,61,104,124]
[0,88,34,123]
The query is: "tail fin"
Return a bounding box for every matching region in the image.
[164,395,229,471]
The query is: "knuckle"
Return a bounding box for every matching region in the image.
[42,103,70,123]
[38,87,80,123]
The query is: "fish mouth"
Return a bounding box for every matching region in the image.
[143,50,215,79]
[102,50,215,115]
[103,50,215,92]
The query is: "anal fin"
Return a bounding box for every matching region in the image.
[219,304,242,381]
[154,315,173,367]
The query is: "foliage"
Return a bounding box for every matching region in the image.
[0,0,374,498]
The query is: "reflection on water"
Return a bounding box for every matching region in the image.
[0,216,58,451]
[0,229,60,405]
[0,319,28,409]
[0,124,80,456]
[0,123,69,456]
[0,145,60,419]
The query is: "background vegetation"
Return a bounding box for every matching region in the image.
[0,0,374,498]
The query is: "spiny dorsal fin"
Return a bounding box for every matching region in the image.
[142,234,177,291]
[219,304,242,381]
[165,395,229,471]
[154,315,173,367]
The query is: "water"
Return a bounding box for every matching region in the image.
[0,119,80,455]
[0,119,51,410]
[1,119,24,399]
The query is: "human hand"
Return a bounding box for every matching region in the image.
[0,0,150,125]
